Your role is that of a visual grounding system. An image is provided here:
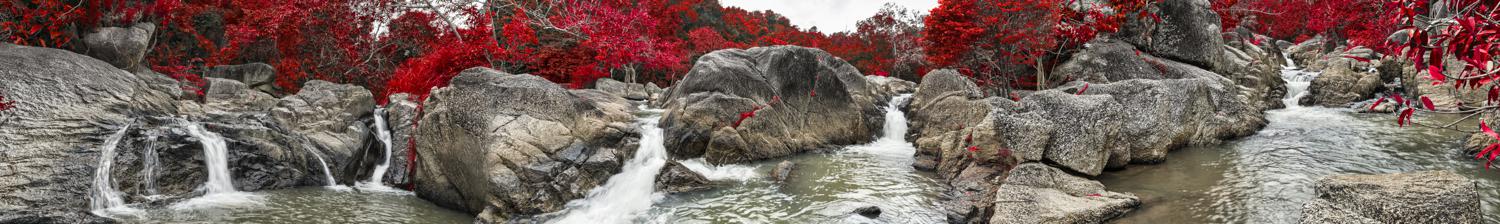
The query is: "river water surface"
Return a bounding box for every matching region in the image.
[1099,67,1500,223]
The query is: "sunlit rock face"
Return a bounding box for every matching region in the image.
[1300,171,1482,224]
[410,67,640,222]
[659,45,891,165]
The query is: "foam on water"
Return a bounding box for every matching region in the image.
[548,112,669,223]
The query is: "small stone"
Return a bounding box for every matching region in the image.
[769,160,795,183]
[854,206,882,218]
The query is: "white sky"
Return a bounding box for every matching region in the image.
[719,0,939,33]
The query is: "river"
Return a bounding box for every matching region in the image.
[1099,67,1500,223]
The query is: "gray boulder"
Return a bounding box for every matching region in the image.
[204,78,277,113]
[272,80,375,185]
[0,44,176,222]
[990,163,1139,224]
[412,67,639,222]
[593,78,651,100]
[656,161,711,193]
[1299,171,1481,224]
[380,93,420,186]
[1115,0,1228,72]
[205,63,277,94]
[82,23,155,72]
[1299,58,1383,107]
[866,75,918,94]
[660,46,886,164]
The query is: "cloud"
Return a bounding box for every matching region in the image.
[719,0,938,33]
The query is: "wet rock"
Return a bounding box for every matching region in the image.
[272,80,375,184]
[204,63,277,94]
[593,78,651,100]
[1115,0,1228,71]
[1299,171,1481,224]
[0,44,176,223]
[854,205,882,218]
[656,161,711,193]
[82,23,155,72]
[660,46,887,164]
[989,163,1139,224]
[1299,57,1383,107]
[411,67,638,221]
[769,160,795,183]
[1397,56,1485,111]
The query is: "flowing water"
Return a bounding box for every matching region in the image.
[1098,66,1500,223]
[548,107,671,223]
[645,95,947,223]
[367,107,395,185]
[141,135,162,196]
[90,124,139,217]
[172,122,264,210]
[133,187,470,223]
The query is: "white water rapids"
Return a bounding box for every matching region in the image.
[548,108,669,223]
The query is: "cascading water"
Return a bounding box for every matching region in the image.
[184,122,235,193]
[172,121,263,210]
[366,107,395,185]
[141,135,161,196]
[647,94,945,223]
[309,148,340,188]
[90,124,138,216]
[549,109,669,223]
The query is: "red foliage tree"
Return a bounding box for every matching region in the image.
[924,0,1156,92]
[1384,0,1500,168]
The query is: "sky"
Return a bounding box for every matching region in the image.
[719,0,939,33]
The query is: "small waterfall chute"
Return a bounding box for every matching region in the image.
[90,124,141,217]
[140,135,161,197]
[548,112,669,223]
[356,106,400,192]
[171,121,263,210]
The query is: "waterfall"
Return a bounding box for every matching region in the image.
[183,122,236,193]
[90,124,137,216]
[308,148,340,187]
[549,112,668,223]
[845,94,917,158]
[367,107,394,184]
[880,94,912,141]
[141,135,161,196]
[1282,68,1319,107]
[172,121,263,210]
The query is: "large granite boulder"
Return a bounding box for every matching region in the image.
[990,163,1139,224]
[0,44,177,223]
[272,80,376,184]
[1299,58,1383,107]
[660,46,888,164]
[205,63,277,94]
[411,67,639,222]
[82,23,155,72]
[1299,171,1482,224]
[1115,0,1228,72]
[381,93,420,186]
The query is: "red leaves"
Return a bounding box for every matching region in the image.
[0,94,14,111]
[1419,96,1435,110]
[1369,97,1385,111]
[1397,108,1415,127]
[1086,193,1103,197]
[1076,83,1089,95]
[1479,121,1500,169]
[1343,56,1373,63]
